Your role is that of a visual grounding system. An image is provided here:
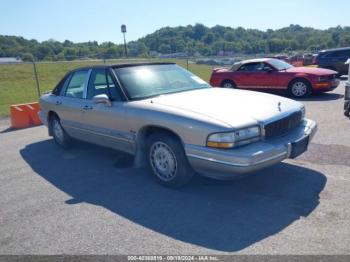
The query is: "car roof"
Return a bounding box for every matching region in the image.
[230,58,273,71]
[319,46,350,53]
[70,62,176,72]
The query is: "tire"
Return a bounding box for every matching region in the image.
[221,80,236,89]
[147,132,195,187]
[49,115,72,148]
[288,79,312,98]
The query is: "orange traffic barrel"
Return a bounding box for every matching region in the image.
[10,102,42,129]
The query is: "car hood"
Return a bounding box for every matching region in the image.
[286,66,337,75]
[148,88,303,128]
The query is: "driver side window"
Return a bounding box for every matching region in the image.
[87,69,122,101]
[238,62,259,72]
[238,62,273,72]
[260,63,274,71]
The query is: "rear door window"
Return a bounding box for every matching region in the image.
[63,70,89,99]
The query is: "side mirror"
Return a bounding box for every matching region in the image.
[92,94,112,107]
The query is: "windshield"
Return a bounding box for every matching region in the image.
[114,64,210,100]
[268,59,294,70]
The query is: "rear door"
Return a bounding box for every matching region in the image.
[80,68,134,153]
[53,69,91,138]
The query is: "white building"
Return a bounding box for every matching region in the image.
[0,57,22,64]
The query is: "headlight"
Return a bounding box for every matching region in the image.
[207,126,261,149]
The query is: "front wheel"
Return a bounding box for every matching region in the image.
[147,132,195,187]
[288,79,312,98]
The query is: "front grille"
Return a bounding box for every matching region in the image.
[264,111,303,139]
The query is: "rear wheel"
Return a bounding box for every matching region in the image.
[147,132,195,187]
[221,80,236,89]
[50,115,72,148]
[288,79,312,98]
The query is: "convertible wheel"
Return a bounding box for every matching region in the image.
[147,132,195,187]
[221,80,236,89]
[289,79,312,98]
[50,116,72,148]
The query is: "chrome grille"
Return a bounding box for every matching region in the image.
[264,111,303,139]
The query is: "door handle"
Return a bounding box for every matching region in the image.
[55,101,62,105]
[82,105,93,110]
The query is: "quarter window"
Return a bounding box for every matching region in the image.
[64,70,89,99]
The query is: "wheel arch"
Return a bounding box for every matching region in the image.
[288,77,313,89]
[133,125,184,168]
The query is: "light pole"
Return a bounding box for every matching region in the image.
[121,24,127,57]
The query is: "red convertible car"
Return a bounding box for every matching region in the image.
[209,58,339,98]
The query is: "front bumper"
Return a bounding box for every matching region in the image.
[185,118,317,179]
[312,79,340,92]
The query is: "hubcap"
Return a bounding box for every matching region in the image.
[292,82,307,97]
[150,142,177,181]
[223,83,233,88]
[52,119,64,144]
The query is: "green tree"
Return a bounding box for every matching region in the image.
[63,48,77,60]
[193,23,207,40]
[224,31,235,41]
[202,33,215,44]
[159,44,171,54]
[21,52,34,61]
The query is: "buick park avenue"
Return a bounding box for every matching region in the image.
[39,63,317,187]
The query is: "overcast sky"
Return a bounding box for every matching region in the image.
[1,0,349,43]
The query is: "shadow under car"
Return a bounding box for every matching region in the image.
[20,139,326,252]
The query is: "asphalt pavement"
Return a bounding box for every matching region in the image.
[0,82,349,255]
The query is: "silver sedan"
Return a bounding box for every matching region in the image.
[39,63,317,187]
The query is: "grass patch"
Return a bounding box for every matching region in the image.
[0,59,213,116]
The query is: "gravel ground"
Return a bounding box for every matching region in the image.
[0,82,349,255]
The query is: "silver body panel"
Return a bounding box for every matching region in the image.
[39,73,317,179]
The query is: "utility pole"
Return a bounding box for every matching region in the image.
[121,24,127,57]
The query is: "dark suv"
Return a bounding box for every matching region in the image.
[316,47,350,76]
